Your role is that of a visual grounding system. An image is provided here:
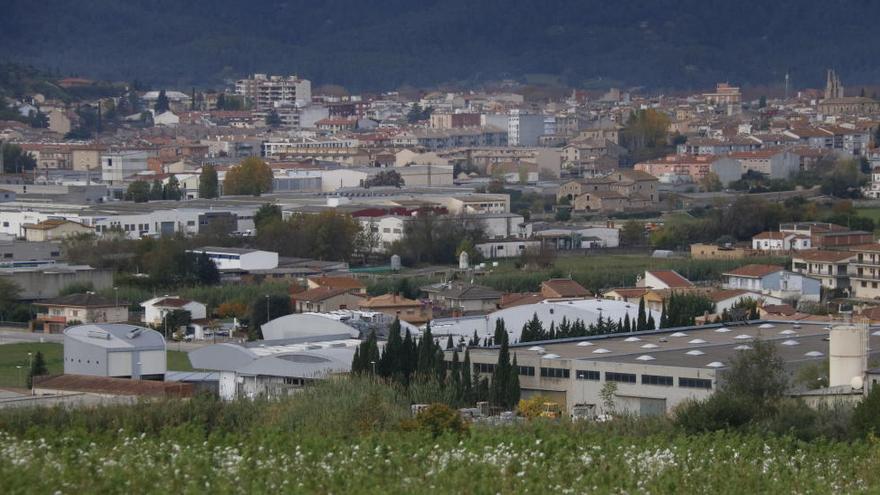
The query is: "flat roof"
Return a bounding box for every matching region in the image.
[503,321,879,371]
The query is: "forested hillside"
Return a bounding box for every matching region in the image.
[1,0,878,91]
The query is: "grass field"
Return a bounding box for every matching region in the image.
[0,342,192,389]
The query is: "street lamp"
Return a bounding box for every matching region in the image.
[370,360,376,375]
[113,287,119,308]
[15,365,22,388]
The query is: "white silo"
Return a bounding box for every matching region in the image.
[459,251,469,270]
[829,325,868,388]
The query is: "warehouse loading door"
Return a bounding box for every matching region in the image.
[639,397,667,416]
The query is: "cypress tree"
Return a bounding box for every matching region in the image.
[637,297,647,331]
[378,318,402,377]
[507,353,521,407]
[417,323,435,376]
[491,334,512,408]
[659,300,669,328]
[548,321,556,340]
[402,329,416,382]
[462,349,473,404]
[351,346,361,374]
[623,313,631,332]
[647,313,656,330]
[494,318,507,344]
[450,350,461,403]
[446,334,454,350]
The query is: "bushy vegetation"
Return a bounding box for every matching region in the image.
[2,376,880,493]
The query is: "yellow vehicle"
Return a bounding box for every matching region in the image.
[539,402,562,419]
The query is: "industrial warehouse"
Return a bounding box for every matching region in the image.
[461,320,880,416]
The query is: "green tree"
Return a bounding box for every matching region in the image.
[125,180,151,203]
[26,351,48,388]
[852,386,880,436]
[198,165,219,199]
[224,157,273,196]
[636,298,647,330]
[248,294,291,340]
[162,309,192,338]
[461,348,473,404]
[619,220,644,247]
[194,251,220,285]
[265,109,282,128]
[1,143,37,174]
[28,110,49,128]
[149,180,164,200]
[378,318,403,378]
[722,339,787,414]
[416,323,437,376]
[154,89,170,113]
[254,203,282,231]
[163,175,182,200]
[364,170,404,188]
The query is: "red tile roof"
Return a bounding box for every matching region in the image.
[499,292,546,309]
[645,270,693,288]
[541,279,590,298]
[723,264,784,278]
[792,250,855,263]
[293,286,357,303]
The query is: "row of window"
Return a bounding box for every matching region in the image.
[476,363,713,390]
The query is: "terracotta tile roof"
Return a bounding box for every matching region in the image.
[153,297,191,308]
[293,286,357,303]
[603,287,649,299]
[541,279,590,298]
[360,293,422,308]
[307,276,365,291]
[499,292,546,309]
[753,231,789,240]
[723,264,784,278]
[645,270,693,288]
[708,289,751,302]
[35,293,119,308]
[792,250,855,263]
[847,243,880,253]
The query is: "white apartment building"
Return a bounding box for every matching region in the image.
[508,110,546,147]
[235,74,312,110]
[101,150,152,184]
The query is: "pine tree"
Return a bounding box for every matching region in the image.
[401,329,417,383]
[548,321,556,340]
[446,334,454,350]
[450,350,461,403]
[637,297,647,330]
[491,333,513,408]
[647,313,656,329]
[351,346,362,373]
[623,313,631,332]
[354,330,380,374]
[198,165,219,199]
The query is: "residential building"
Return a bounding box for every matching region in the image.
[235,74,311,110]
[637,270,694,290]
[33,292,129,333]
[779,222,873,249]
[508,110,545,146]
[141,297,208,327]
[306,276,366,295]
[101,150,152,184]
[751,231,811,252]
[722,264,821,302]
[292,287,363,313]
[540,279,590,299]
[847,244,880,299]
[360,293,432,324]
[790,250,855,291]
[421,282,502,314]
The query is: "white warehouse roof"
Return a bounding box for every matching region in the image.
[63,324,165,350]
[260,313,360,341]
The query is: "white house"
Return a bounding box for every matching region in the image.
[141,296,208,327]
[638,270,694,290]
[722,264,821,302]
[751,232,811,252]
[187,247,279,271]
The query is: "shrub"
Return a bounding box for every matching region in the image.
[414,403,469,437]
[518,395,554,420]
[851,386,880,437]
[673,393,755,433]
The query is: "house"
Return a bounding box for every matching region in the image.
[540,279,590,299]
[779,222,873,249]
[846,244,880,299]
[707,289,782,316]
[292,287,364,313]
[306,276,366,295]
[23,219,93,242]
[791,250,855,291]
[421,282,503,313]
[498,292,548,309]
[359,293,432,324]
[141,296,208,327]
[187,247,279,271]
[751,231,811,252]
[33,292,129,334]
[63,324,166,380]
[638,270,694,290]
[722,264,821,302]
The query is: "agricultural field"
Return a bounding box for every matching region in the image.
[0,342,192,388]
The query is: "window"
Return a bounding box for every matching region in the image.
[605,372,636,384]
[474,363,495,374]
[3,253,11,258]
[679,377,713,389]
[540,367,570,379]
[576,370,600,381]
[518,365,535,376]
[642,374,673,386]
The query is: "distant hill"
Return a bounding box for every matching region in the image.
[1,0,878,92]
